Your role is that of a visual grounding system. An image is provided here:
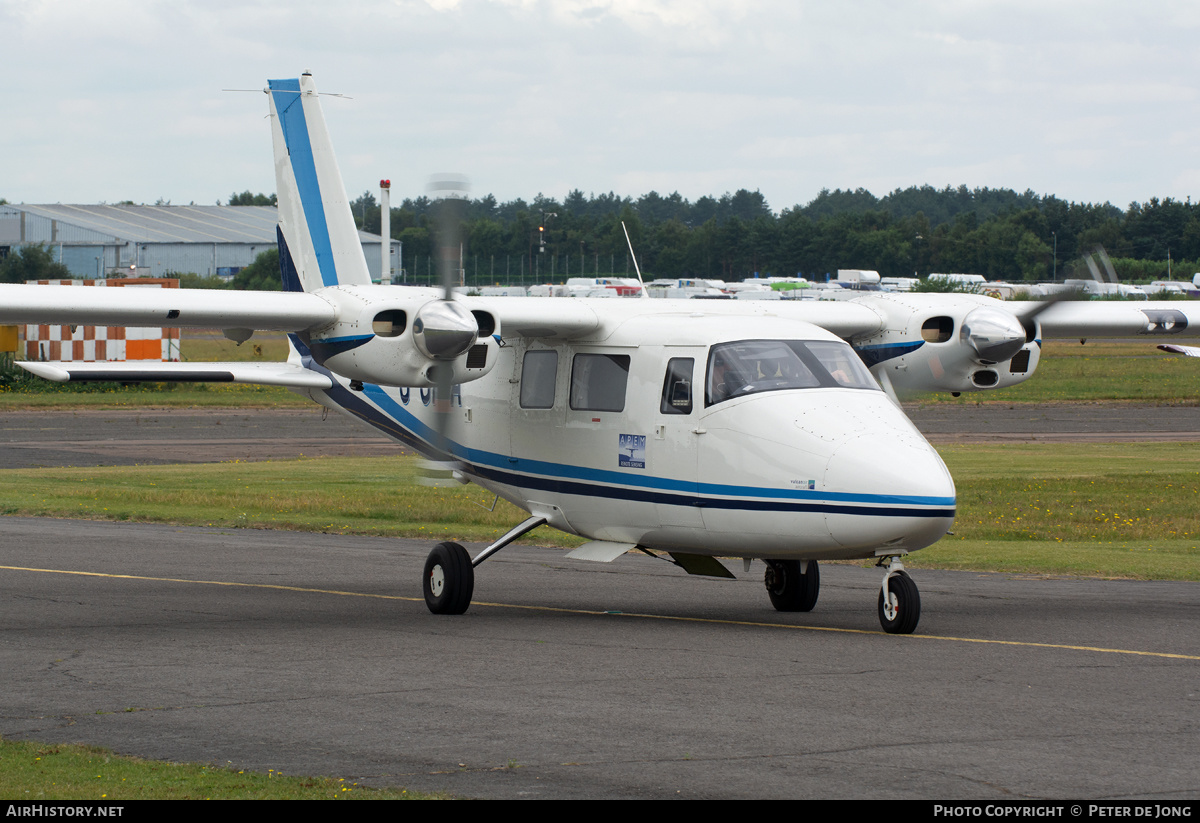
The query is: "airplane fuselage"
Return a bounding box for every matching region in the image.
[295,304,957,562]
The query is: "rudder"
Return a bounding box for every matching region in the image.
[268,73,371,292]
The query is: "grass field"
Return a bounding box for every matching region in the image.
[0,444,1196,579]
[918,339,1200,404]
[913,442,1200,577]
[0,737,434,800]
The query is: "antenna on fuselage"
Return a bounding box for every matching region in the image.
[621,220,650,299]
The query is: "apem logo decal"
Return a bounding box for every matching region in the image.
[619,434,646,469]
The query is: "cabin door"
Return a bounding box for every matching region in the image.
[652,348,704,530]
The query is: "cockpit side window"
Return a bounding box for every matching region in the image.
[660,357,694,415]
[804,341,877,389]
[705,340,878,406]
[570,353,631,412]
[520,350,558,409]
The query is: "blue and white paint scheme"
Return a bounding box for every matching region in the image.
[9,73,1200,633]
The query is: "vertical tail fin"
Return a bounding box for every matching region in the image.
[268,73,371,292]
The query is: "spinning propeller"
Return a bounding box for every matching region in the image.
[421,174,476,468]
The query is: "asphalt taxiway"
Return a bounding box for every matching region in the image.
[0,404,1198,798]
[2,517,1197,799]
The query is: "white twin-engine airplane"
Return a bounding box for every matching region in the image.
[5,73,1200,634]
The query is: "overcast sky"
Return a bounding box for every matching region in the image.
[5,0,1200,213]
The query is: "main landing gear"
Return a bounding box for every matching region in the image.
[426,523,921,633]
[763,555,921,634]
[423,542,474,614]
[421,515,547,615]
[763,559,820,612]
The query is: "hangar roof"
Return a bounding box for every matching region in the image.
[3,205,385,245]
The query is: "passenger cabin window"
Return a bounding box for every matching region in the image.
[706,340,878,406]
[520,350,558,409]
[570,353,631,412]
[660,358,694,415]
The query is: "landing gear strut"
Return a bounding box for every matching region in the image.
[764,559,819,612]
[422,515,547,615]
[877,556,920,634]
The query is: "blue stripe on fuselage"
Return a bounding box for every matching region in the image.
[308,334,373,365]
[269,78,339,288]
[853,340,924,367]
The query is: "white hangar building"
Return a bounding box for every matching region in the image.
[0,204,399,281]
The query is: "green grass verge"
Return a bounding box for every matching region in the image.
[0,382,309,409]
[0,456,583,548]
[915,340,1200,404]
[0,737,437,800]
[916,442,1200,578]
[1,446,1198,578]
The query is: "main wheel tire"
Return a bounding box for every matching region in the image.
[423,542,474,615]
[878,571,920,634]
[764,559,820,612]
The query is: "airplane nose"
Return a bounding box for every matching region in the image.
[822,428,956,553]
[961,306,1026,364]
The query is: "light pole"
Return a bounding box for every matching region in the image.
[539,212,557,279]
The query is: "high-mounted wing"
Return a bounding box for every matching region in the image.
[1009,300,1200,339]
[0,283,334,331]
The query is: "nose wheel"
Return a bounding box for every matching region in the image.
[764,559,820,612]
[877,558,920,634]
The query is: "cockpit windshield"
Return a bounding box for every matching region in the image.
[705,339,879,406]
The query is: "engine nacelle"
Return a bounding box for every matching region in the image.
[304,286,500,388]
[851,293,1041,396]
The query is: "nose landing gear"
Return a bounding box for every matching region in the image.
[877,556,920,634]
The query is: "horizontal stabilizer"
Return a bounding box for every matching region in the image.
[0,285,335,331]
[19,361,332,389]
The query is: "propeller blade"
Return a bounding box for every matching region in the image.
[428,173,470,301]
[425,174,472,463]
[1095,246,1119,284]
[1021,287,1076,321]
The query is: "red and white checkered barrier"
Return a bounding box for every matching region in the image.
[23,279,181,362]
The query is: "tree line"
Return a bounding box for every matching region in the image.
[8,185,1199,288]
[345,184,1200,286]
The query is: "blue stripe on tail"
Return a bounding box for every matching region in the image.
[268,78,340,288]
